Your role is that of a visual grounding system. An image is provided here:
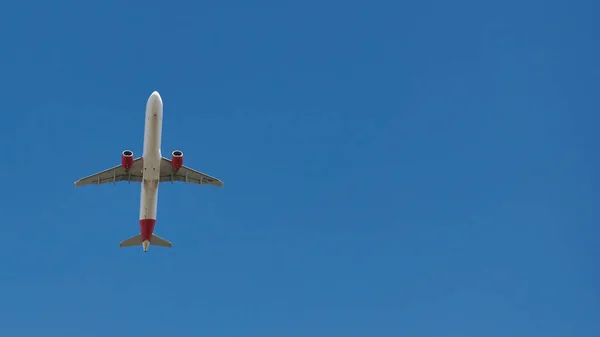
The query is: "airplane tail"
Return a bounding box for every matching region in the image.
[119,233,172,251]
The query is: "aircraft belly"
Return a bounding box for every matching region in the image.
[139,180,159,220]
[142,155,161,181]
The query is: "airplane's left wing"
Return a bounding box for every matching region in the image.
[159,157,224,187]
[74,158,144,186]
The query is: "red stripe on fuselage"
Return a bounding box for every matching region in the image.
[140,219,156,241]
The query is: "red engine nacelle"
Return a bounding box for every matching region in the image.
[121,150,134,171]
[171,150,183,171]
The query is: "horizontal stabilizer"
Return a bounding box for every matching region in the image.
[120,233,143,247]
[118,233,172,249]
[150,234,172,248]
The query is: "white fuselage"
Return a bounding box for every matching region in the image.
[140,91,163,222]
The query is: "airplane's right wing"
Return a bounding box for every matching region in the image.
[74,158,144,186]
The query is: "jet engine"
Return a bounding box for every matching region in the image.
[171,150,183,171]
[121,150,134,171]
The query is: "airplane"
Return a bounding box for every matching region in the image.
[73,91,224,252]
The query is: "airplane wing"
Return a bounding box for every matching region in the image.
[159,157,224,187]
[74,158,144,186]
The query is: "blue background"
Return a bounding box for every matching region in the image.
[0,1,598,336]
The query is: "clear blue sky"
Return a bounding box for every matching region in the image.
[0,1,598,336]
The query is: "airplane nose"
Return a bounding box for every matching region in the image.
[147,91,163,109]
[150,91,161,102]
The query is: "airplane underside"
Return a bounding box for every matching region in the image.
[73,91,224,252]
